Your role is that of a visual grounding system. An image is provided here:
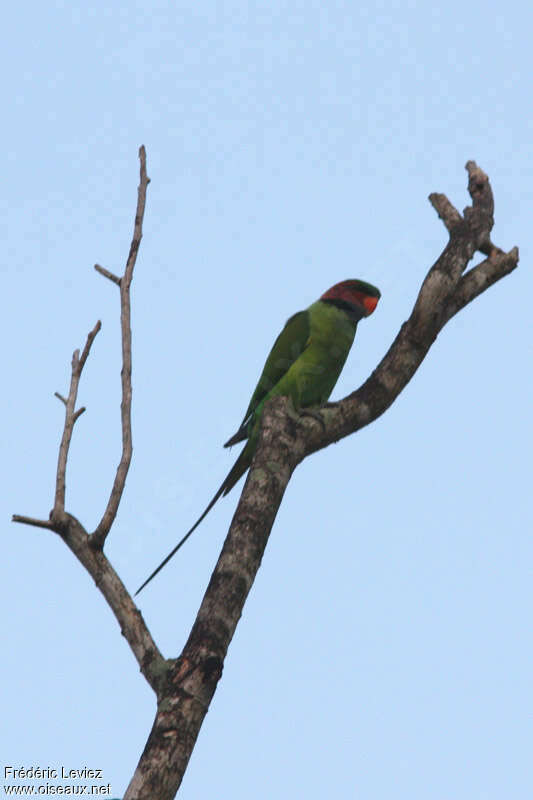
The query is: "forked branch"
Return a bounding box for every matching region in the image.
[53,320,101,515]
[91,144,151,549]
[12,147,164,691]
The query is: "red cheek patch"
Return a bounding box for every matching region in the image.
[363,296,379,314]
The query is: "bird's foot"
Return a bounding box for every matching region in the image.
[297,407,327,432]
[286,399,331,434]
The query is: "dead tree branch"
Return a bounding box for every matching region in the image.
[91,144,150,549]
[53,320,101,514]
[12,146,165,692]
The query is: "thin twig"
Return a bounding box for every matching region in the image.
[53,321,101,516]
[79,321,102,369]
[95,263,121,285]
[12,515,54,530]
[91,145,150,549]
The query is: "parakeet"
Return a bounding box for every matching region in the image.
[135,279,380,594]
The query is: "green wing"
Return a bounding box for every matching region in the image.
[224,310,310,447]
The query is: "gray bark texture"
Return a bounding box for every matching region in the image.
[13,155,518,799]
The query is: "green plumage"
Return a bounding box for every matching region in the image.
[136,279,380,594]
[222,300,362,492]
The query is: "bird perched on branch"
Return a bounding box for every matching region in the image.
[136,279,381,594]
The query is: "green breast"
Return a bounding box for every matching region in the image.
[262,300,357,410]
[297,300,357,405]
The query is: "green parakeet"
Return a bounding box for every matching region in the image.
[136,279,380,594]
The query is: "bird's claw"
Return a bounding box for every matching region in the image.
[298,407,327,432]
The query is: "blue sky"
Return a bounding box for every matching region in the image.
[2,1,532,798]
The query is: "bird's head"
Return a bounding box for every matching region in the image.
[320,279,381,320]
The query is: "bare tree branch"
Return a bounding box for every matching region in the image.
[91,144,150,549]
[123,161,518,799]
[53,320,101,515]
[13,147,165,692]
[12,515,54,530]
[72,406,86,422]
[13,512,165,689]
[429,192,463,231]
[57,511,166,691]
[94,263,121,285]
[442,246,518,322]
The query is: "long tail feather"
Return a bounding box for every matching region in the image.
[223,424,248,448]
[134,443,251,596]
